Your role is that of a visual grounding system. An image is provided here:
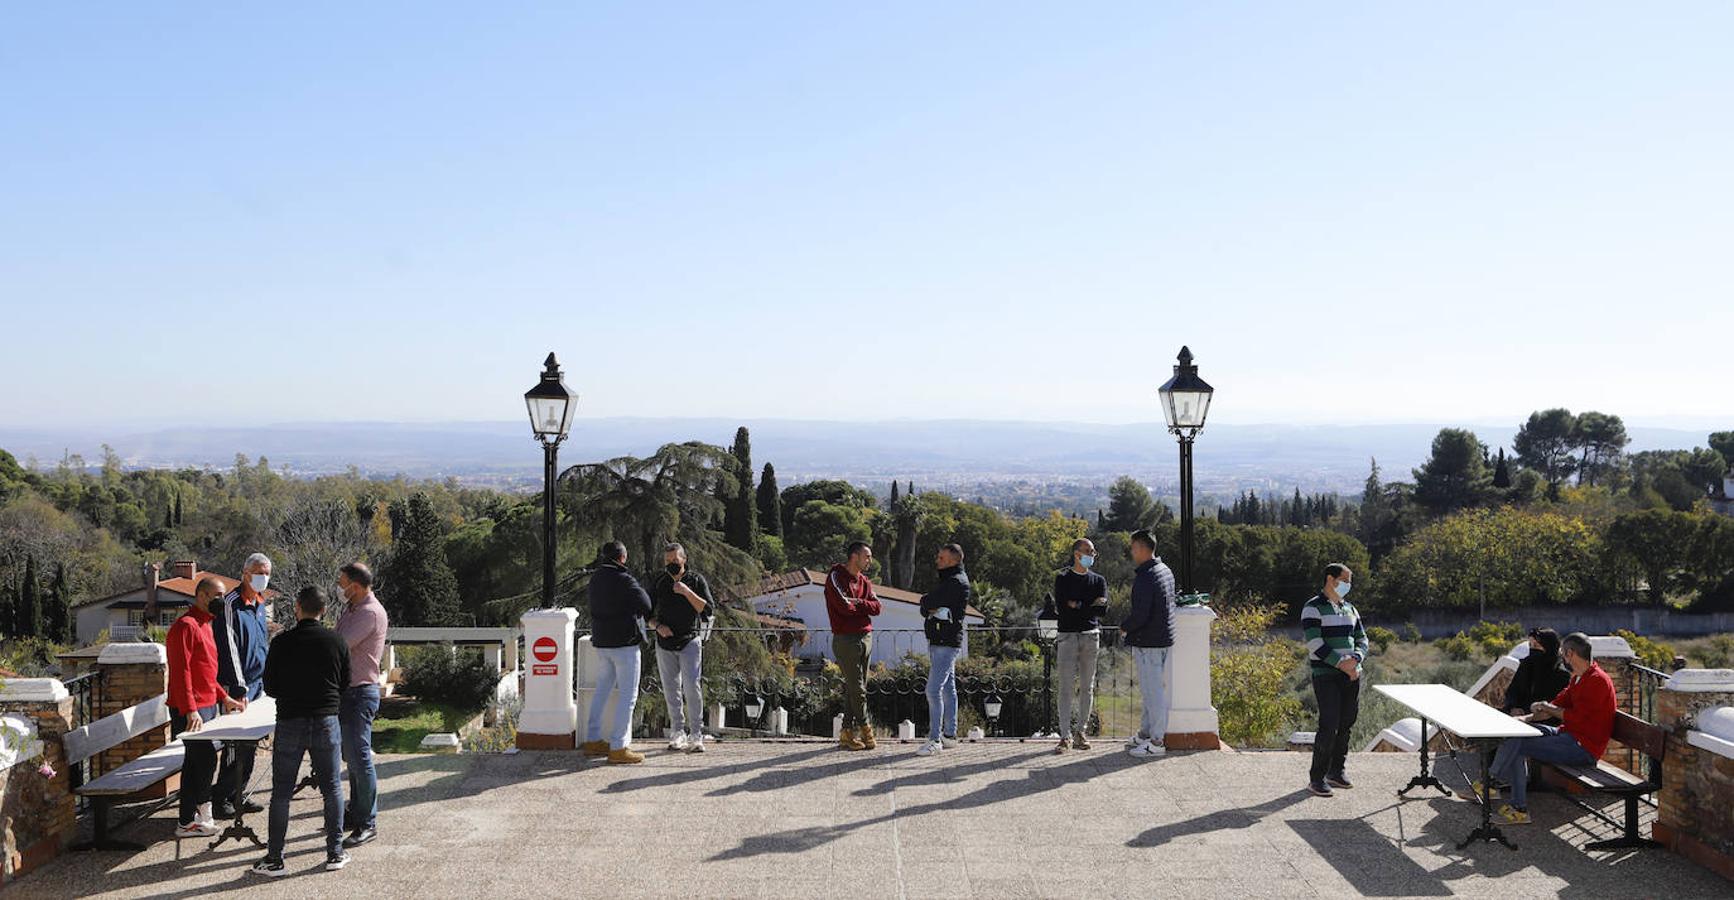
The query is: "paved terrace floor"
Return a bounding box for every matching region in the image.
[14,743,1726,899]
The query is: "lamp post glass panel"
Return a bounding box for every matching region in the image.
[984,694,1003,738]
[746,694,766,737]
[1157,346,1213,596]
[524,353,578,609]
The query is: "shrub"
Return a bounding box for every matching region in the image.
[1613,629,1677,671]
[1686,634,1734,669]
[1436,621,1525,662]
[1211,603,1304,747]
[1400,623,1423,644]
[399,643,500,711]
[1365,626,1397,654]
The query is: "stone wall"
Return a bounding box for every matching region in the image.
[1652,669,1734,882]
[0,679,76,886]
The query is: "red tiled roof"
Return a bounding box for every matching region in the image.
[73,571,280,610]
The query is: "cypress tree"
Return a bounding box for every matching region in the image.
[378,492,462,625]
[0,578,14,638]
[756,463,783,537]
[47,563,71,644]
[890,481,900,506]
[173,491,184,525]
[18,554,42,639]
[1493,448,1512,489]
[723,427,757,551]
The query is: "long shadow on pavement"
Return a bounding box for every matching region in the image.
[603,745,837,794]
[1126,788,1310,847]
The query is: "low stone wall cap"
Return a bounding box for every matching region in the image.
[0,678,71,702]
[1664,669,1734,692]
[97,642,169,665]
[1587,635,1636,659]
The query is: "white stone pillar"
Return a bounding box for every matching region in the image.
[517,608,578,750]
[770,707,789,736]
[1165,605,1220,750]
[483,644,503,673]
[505,632,520,672]
[708,702,726,733]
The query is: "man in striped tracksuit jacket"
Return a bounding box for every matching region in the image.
[1301,562,1369,797]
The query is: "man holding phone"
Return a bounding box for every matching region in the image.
[648,542,713,753]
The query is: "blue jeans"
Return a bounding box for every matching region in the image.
[655,642,704,737]
[1490,723,1592,810]
[926,645,962,739]
[269,716,343,860]
[1132,646,1171,743]
[587,645,642,750]
[340,683,380,832]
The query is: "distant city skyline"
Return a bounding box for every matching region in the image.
[4,4,1731,428]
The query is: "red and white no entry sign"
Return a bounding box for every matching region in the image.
[532,636,558,663]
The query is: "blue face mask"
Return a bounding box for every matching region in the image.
[1335,580,1352,598]
[1079,555,1095,569]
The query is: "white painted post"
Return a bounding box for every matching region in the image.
[708,702,726,733]
[897,720,916,741]
[1165,606,1220,749]
[518,608,579,750]
[832,714,845,740]
[483,644,503,673]
[770,707,788,736]
[505,633,520,672]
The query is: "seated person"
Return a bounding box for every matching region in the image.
[1485,632,1615,825]
[1503,628,1569,716]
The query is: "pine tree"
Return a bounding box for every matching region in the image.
[18,554,42,639]
[378,492,462,625]
[46,563,71,644]
[723,427,757,551]
[755,463,783,537]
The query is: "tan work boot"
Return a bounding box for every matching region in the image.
[838,726,865,751]
[580,740,609,757]
[859,724,878,750]
[1072,730,1092,751]
[1054,735,1071,755]
[607,747,645,765]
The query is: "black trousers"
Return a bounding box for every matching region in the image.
[213,734,258,806]
[170,703,221,825]
[1310,669,1360,783]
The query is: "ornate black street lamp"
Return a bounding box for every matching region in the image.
[746,693,766,738]
[984,694,1003,738]
[524,353,578,608]
[1157,346,1214,598]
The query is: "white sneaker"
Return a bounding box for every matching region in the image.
[940,736,959,750]
[667,732,690,752]
[916,740,943,756]
[176,820,219,839]
[1128,739,1167,758]
[1124,735,1144,749]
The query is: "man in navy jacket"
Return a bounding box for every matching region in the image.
[1120,530,1176,758]
[212,552,274,815]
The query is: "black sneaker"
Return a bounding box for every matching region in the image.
[251,857,287,878]
[1326,774,1354,790]
[1308,780,1334,797]
[342,827,377,848]
[325,849,351,871]
[238,798,266,814]
[212,802,237,820]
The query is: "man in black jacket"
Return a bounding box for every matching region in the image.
[1052,538,1108,752]
[1505,628,1569,716]
[648,542,713,753]
[1120,529,1176,759]
[582,541,653,764]
[918,543,971,755]
[253,587,351,878]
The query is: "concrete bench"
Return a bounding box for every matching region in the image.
[65,695,185,851]
[1535,711,1665,851]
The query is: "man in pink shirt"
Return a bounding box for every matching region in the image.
[334,562,388,848]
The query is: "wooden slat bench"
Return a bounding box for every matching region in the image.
[65,695,186,852]
[1535,711,1665,851]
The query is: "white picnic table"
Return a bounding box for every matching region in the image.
[180,695,277,850]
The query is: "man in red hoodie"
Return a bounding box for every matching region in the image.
[826,541,882,751]
[1488,631,1615,825]
[167,576,246,838]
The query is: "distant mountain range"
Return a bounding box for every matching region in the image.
[0,419,1717,499]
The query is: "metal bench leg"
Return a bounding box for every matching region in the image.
[1585,795,1661,851]
[71,799,147,852]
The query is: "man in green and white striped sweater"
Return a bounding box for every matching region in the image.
[1301,563,1369,797]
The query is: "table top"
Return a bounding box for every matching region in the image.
[1374,683,1541,739]
[179,695,277,742]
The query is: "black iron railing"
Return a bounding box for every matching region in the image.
[62,670,105,810]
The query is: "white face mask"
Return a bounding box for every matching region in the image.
[250,574,270,593]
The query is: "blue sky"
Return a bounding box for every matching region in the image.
[2,3,1730,430]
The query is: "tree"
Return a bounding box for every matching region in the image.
[379,492,462,625]
[1709,431,1734,472]
[784,500,873,571]
[1513,409,1579,486]
[1103,476,1158,532]
[1492,448,1512,490]
[1377,508,1606,612]
[17,553,41,639]
[1573,411,1630,486]
[173,491,183,526]
[1606,509,1700,606]
[779,479,875,536]
[889,493,926,589]
[722,427,757,552]
[0,578,13,638]
[889,481,900,506]
[755,463,782,537]
[1413,429,1493,516]
[45,562,70,644]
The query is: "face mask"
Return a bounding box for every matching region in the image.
[1335,580,1351,598]
[665,563,682,576]
[250,574,270,593]
[1079,555,1095,569]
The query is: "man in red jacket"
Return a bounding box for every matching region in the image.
[1488,632,1614,825]
[167,576,245,837]
[826,541,882,751]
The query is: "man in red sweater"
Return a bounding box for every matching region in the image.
[826,541,882,751]
[167,576,246,837]
[1488,631,1615,825]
